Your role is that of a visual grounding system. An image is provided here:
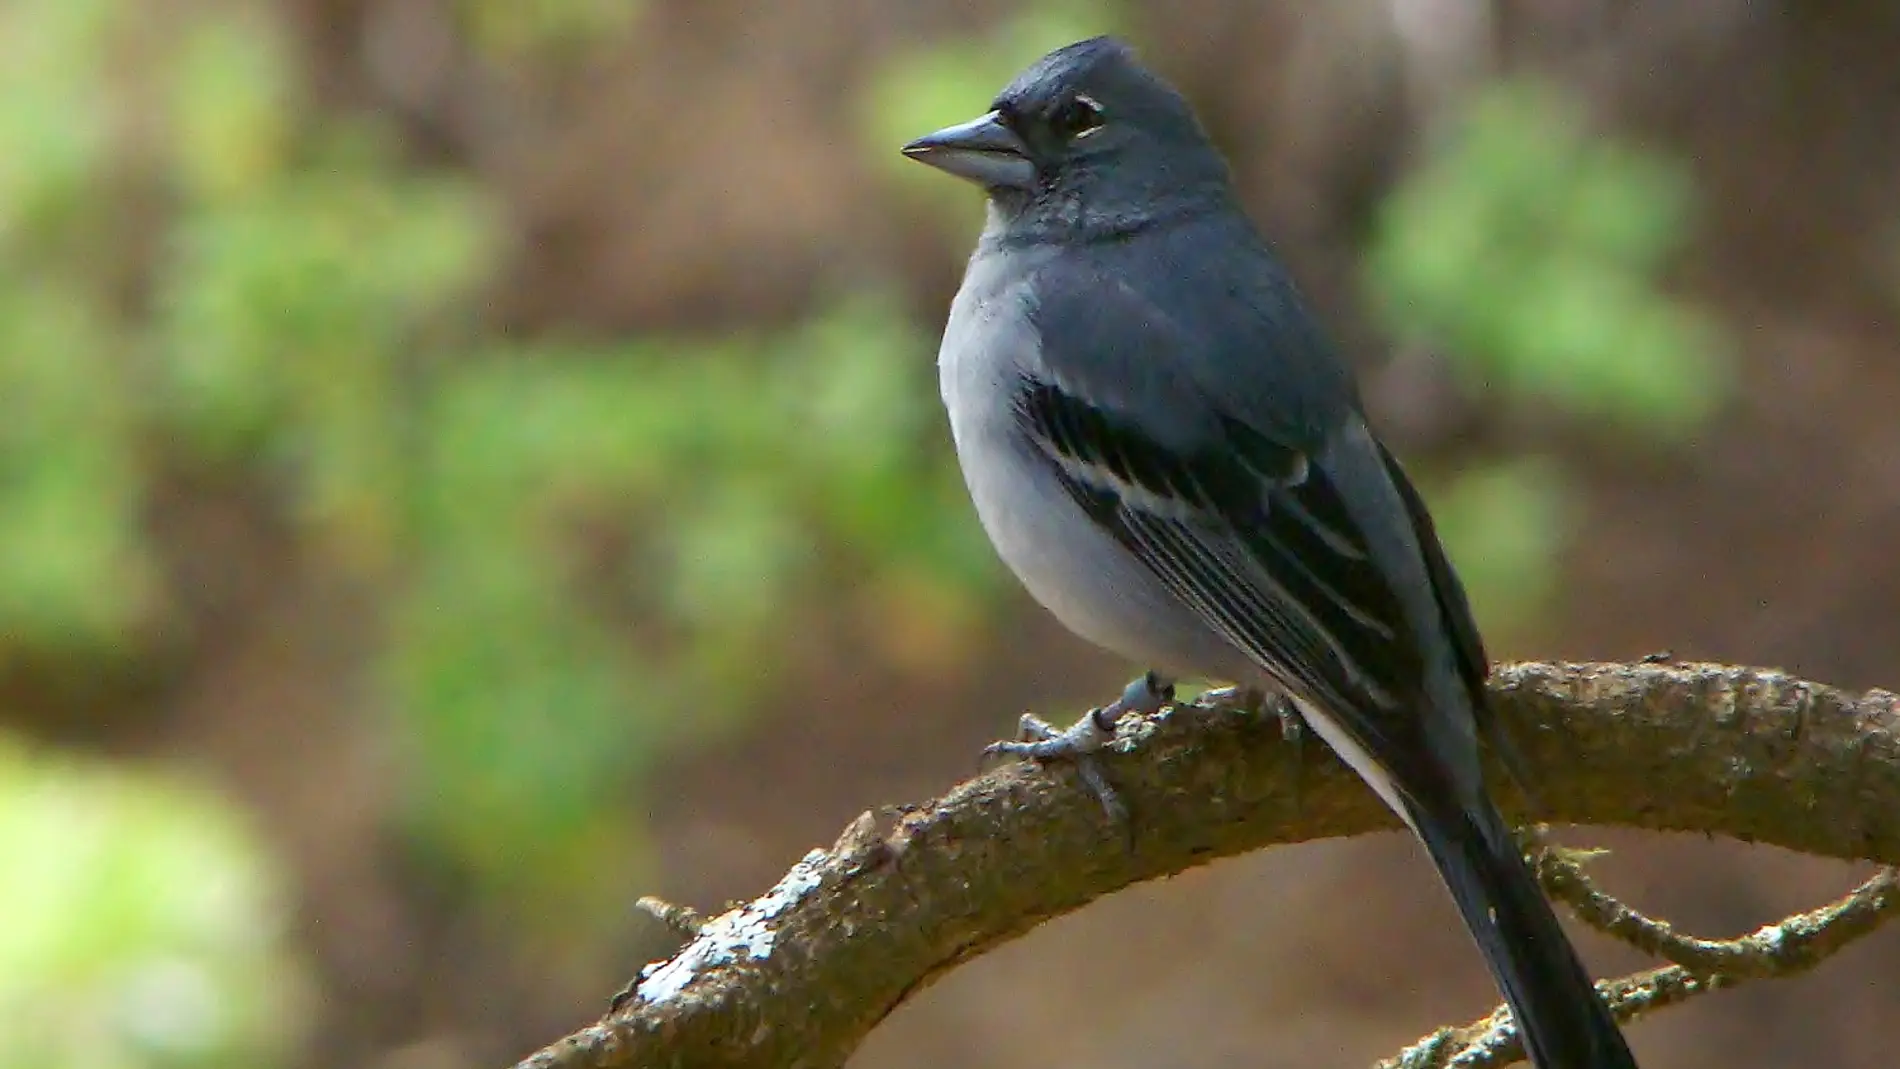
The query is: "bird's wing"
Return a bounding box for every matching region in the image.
[1015,255,1469,804]
[1373,439,1491,707]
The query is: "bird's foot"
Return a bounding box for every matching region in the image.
[983,671,1175,825]
[985,671,1175,760]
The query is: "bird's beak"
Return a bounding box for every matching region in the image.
[901,111,1036,192]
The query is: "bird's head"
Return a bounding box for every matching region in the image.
[901,37,1233,237]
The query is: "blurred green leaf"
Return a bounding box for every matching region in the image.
[154,142,496,564]
[1424,458,1574,639]
[0,280,155,652]
[167,12,295,203]
[378,291,989,913]
[0,0,1014,937]
[1369,78,1729,439]
[0,0,115,243]
[0,735,307,1068]
[457,0,643,61]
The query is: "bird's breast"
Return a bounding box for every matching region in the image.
[936,282,1251,682]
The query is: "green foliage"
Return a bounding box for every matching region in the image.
[1422,458,1574,638]
[0,0,1729,948]
[385,297,990,912]
[0,735,307,1068]
[0,0,115,241]
[456,0,644,61]
[0,283,157,649]
[166,11,294,204]
[1367,81,1729,634]
[156,146,495,562]
[0,0,154,653]
[1369,81,1728,436]
[0,0,992,924]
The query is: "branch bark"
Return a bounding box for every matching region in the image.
[509,661,1900,1069]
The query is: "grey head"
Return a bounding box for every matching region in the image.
[901,36,1236,241]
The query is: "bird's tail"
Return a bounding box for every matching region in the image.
[1410,800,1638,1069]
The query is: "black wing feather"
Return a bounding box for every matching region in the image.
[1374,440,1488,704]
[1370,440,1541,794]
[1008,221,1479,807]
[1017,379,1432,756]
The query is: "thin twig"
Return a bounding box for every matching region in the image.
[1535,839,1900,977]
[635,896,705,939]
[1380,863,1900,1068]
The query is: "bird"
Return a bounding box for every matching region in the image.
[901,36,1638,1069]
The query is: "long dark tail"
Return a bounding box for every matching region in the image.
[1409,799,1638,1069]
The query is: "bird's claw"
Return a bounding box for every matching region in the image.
[983,711,1096,760]
[982,670,1173,760]
[981,671,1174,827]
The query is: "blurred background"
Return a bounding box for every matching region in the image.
[2,0,1897,1066]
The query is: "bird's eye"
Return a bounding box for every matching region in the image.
[1050,94,1104,141]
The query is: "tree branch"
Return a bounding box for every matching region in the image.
[1381,846,1900,1068]
[508,661,1900,1069]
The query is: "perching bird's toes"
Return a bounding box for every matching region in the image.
[981,671,1174,825]
[981,709,1123,823]
[982,670,1174,762]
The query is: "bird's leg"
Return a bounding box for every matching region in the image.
[984,671,1175,824]
[987,670,1174,758]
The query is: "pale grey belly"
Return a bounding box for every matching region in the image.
[936,247,1253,683]
[951,417,1255,684]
